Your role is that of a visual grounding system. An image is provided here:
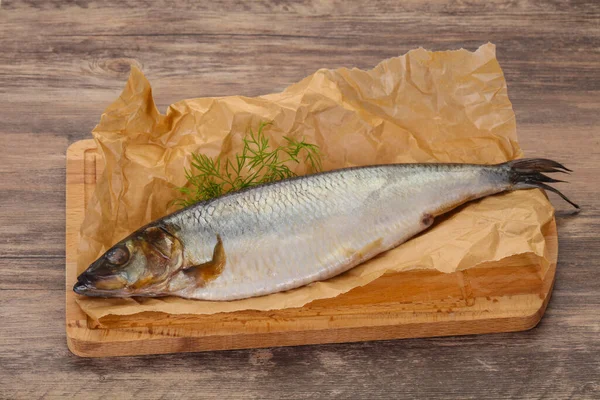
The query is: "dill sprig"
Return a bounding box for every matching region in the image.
[173,122,323,208]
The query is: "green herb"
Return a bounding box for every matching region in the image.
[173,122,323,208]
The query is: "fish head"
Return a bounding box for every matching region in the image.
[73,225,184,297]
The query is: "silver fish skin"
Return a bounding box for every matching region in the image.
[73,158,577,300]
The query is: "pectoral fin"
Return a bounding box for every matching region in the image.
[183,234,226,286]
[343,237,384,262]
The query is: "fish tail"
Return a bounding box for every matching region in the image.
[503,158,579,209]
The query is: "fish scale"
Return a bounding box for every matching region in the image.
[164,165,501,299]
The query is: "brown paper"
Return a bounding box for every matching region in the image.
[76,43,554,320]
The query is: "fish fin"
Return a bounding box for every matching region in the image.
[505,158,580,210]
[183,234,226,285]
[421,213,434,228]
[344,238,384,262]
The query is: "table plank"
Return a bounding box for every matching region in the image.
[1,0,599,398]
[1,288,599,399]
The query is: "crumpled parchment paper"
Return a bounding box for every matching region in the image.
[76,43,554,320]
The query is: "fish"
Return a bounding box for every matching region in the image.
[73,158,578,300]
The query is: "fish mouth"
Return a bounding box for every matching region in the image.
[73,274,131,298]
[73,280,89,295]
[73,280,169,298]
[72,280,128,297]
[73,273,167,298]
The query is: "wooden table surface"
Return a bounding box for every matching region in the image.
[1,1,599,398]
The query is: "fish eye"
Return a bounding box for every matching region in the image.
[105,245,130,265]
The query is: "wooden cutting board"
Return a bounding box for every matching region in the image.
[66,139,558,357]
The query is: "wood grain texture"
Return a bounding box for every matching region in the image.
[0,0,599,398]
